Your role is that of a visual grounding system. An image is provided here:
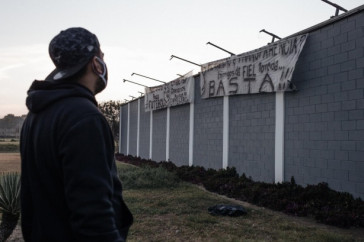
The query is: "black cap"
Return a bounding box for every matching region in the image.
[46,27,100,82]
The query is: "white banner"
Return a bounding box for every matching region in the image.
[144,73,194,112]
[200,34,308,98]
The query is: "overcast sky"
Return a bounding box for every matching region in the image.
[0,0,363,118]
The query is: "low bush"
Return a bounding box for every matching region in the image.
[115,153,364,228]
[117,163,180,190]
[0,144,19,152]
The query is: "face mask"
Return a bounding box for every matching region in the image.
[94,56,108,86]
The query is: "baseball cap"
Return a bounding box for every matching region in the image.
[46,27,100,82]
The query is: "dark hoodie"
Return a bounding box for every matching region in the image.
[20,80,133,242]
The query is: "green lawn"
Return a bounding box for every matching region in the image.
[117,163,364,242]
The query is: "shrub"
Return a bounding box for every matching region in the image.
[115,153,364,228]
[0,172,21,241]
[117,165,180,190]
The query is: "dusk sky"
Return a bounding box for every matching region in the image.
[1,0,363,118]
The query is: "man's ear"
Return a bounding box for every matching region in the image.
[91,56,103,74]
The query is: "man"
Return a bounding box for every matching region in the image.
[20,27,133,241]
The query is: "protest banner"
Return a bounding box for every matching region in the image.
[200,34,308,98]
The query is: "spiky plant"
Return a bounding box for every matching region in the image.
[0,172,20,242]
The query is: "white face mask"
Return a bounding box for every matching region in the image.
[94,56,108,86]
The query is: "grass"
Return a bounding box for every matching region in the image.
[116,163,364,242]
[1,158,363,241]
[0,139,19,152]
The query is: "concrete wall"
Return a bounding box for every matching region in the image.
[128,101,138,156]
[139,97,150,159]
[229,93,275,182]
[119,9,364,198]
[152,109,167,162]
[284,11,364,198]
[120,105,128,154]
[169,104,190,166]
[193,78,224,170]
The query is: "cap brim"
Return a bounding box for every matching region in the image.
[45,60,90,82]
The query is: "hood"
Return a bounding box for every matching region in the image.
[26,80,98,113]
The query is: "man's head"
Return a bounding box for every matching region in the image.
[46,27,108,94]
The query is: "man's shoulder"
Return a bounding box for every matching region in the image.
[51,96,104,124]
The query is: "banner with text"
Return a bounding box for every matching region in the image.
[200,34,308,98]
[144,73,194,112]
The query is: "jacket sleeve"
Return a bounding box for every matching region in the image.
[59,114,123,242]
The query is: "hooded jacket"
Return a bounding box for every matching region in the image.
[20,80,133,242]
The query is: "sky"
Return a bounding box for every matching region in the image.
[0,0,363,118]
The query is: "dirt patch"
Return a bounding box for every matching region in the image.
[0,153,21,173]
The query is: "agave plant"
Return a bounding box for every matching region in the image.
[0,172,21,242]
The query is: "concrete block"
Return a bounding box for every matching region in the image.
[322,112,334,121]
[341,20,355,33]
[348,89,363,100]
[357,120,364,130]
[349,110,364,120]
[303,105,316,114]
[327,63,341,74]
[340,60,356,72]
[341,80,356,91]
[357,99,364,109]
[356,141,364,151]
[342,100,356,110]
[355,183,364,198]
[321,94,334,103]
[349,171,364,182]
[334,72,348,83]
[334,52,348,64]
[328,83,341,93]
[328,45,341,56]
[342,120,356,130]
[334,111,348,121]
[334,92,349,102]
[349,69,364,80]
[341,141,356,151]
[341,40,356,52]
[328,159,341,169]
[357,56,364,68]
[348,151,364,162]
[349,130,364,141]
[310,96,322,105]
[316,103,328,113]
[349,48,363,59]
[348,27,364,41]
[334,131,349,140]
[335,150,349,160]
[322,56,334,66]
[321,37,334,48]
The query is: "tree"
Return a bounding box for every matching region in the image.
[98,100,124,142]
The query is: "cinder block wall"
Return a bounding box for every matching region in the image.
[139,97,150,159]
[285,11,364,198]
[152,109,167,162]
[229,93,276,182]
[128,101,138,156]
[169,104,190,166]
[193,77,224,170]
[120,105,128,154]
[119,9,364,198]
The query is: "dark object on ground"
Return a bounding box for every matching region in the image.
[208,204,247,217]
